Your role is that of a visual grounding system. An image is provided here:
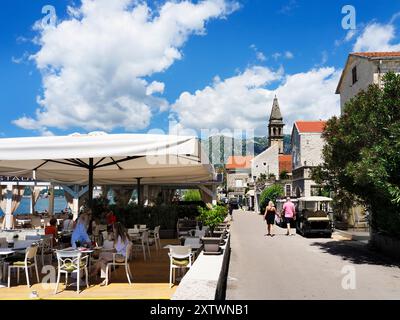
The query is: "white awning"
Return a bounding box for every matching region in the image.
[0,133,215,185]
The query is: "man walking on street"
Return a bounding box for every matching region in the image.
[282,197,296,236]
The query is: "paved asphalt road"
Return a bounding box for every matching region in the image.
[226,210,400,300]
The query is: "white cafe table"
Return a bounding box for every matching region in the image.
[0,249,15,288]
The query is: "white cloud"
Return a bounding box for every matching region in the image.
[284,51,294,59]
[171,66,340,135]
[353,22,400,52]
[315,51,328,67]
[256,52,267,62]
[250,44,266,62]
[271,51,293,61]
[272,52,282,60]
[11,52,30,64]
[279,0,298,15]
[345,29,357,42]
[14,0,238,133]
[146,81,165,96]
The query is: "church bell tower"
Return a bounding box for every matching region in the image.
[268,95,284,154]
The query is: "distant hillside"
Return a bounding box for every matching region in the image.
[202,135,292,165]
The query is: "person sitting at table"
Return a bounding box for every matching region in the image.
[90,222,130,285]
[62,214,74,232]
[105,210,117,232]
[45,218,58,247]
[71,213,92,248]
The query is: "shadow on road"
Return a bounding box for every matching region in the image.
[310,240,399,267]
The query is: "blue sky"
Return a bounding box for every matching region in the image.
[0,0,399,138]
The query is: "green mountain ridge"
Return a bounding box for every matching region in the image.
[202,135,292,165]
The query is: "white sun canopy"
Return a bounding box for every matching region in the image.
[0,133,215,185]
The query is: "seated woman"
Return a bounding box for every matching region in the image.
[62,214,74,232]
[106,210,117,231]
[91,222,130,285]
[45,218,58,247]
[71,213,92,248]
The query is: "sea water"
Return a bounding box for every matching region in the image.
[0,196,68,216]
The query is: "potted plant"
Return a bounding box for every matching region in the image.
[197,205,227,253]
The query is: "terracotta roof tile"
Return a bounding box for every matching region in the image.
[279,155,292,174]
[226,156,253,169]
[351,52,400,58]
[295,121,326,133]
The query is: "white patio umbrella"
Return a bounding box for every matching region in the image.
[0,133,215,208]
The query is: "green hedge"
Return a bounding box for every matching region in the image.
[109,204,200,230]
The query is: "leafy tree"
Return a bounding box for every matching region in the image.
[259,184,284,213]
[312,72,400,237]
[279,170,289,180]
[197,205,227,233]
[183,189,202,201]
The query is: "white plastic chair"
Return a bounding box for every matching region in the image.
[54,249,89,294]
[139,224,147,230]
[105,242,133,285]
[7,244,40,288]
[168,246,193,288]
[39,235,53,266]
[132,231,151,260]
[149,226,161,250]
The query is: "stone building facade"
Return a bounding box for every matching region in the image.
[291,121,326,198]
[336,52,400,113]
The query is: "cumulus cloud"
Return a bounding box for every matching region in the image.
[284,51,294,59]
[250,44,266,62]
[14,0,238,133]
[171,66,340,135]
[353,22,400,52]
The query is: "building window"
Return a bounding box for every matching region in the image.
[285,184,292,197]
[352,66,358,84]
[263,162,266,166]
[235,179,243,187]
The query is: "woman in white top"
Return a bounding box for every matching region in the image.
[62,214,74,232]
[91,222,131,285]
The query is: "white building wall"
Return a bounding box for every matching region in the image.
[300,134,324,168]
[340,57,400,113]
[291,128,325,198]
[227,172,250,189]
[340,57,374,112]
[251,144,279,179]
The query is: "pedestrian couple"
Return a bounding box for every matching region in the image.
[264,197,296,236]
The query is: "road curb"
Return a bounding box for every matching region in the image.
[334,229,370,241]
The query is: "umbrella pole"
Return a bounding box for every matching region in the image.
[88,158,94,210]
[137,178,142,206]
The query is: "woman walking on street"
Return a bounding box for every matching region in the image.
[264,201,277,237]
